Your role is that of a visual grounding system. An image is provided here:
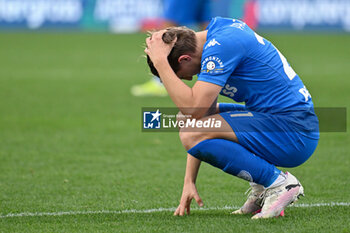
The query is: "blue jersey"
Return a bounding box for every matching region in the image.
[198,17,319,138]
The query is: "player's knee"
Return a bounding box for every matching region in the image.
[179,129,192,150]
[179,129,207,151]
[176,111,189,124]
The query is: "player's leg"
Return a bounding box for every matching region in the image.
[251,135,318,219]
[179,114,282,214]
[179,111,318,218]
[179,116,282,215]
[179,114,282,188]
[219,111,318,218]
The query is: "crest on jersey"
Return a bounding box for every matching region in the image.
[201,56,224,74]
[204,39,221,50]
[206,61,216,70]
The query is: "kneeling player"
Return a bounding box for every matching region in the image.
[144,17,319,219]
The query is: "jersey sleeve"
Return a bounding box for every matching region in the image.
[198,35,245,87]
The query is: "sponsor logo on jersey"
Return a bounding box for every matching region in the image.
[204,39,221,49]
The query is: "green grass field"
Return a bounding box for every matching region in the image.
[0,32,349,232]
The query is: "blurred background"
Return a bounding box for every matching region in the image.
[1,0,350,32]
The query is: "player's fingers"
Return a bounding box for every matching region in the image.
[175,205,183,216]
[151,31,160,40]
[186,204,190,215]
[171,37,177,46]
[185,200,192,215]
[179,205,186,216]
[153,30,166,40]
[145,37,151,47]
[194,194,204,207]
[174,206,180,216]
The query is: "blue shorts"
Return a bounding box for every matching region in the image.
[163,0,212,26]
[220,110,319,168]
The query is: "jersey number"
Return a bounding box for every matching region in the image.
[255,33,296,80]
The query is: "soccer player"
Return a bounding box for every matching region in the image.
[144,17,319,219]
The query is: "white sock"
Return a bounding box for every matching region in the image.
[267,172,287,188]
[249,182,263,188]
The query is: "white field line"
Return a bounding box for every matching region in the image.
[1,202,349,219]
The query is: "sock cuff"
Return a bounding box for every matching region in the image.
[265,170,283,188]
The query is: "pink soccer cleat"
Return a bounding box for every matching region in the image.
[252,172,304,219]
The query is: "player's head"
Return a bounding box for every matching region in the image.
[146,27,199,80]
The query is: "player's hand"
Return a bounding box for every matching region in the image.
[174,182,203,216]
[144,30,177,67]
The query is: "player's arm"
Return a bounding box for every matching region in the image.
[174,97,217,216]
[174,154,203,216]
[145,31,221,119]
[153,62,221,119]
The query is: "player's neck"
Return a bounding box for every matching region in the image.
[195,30,207,58]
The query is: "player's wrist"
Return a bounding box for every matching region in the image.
[184,177,196,184]
[153,59,170,71]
